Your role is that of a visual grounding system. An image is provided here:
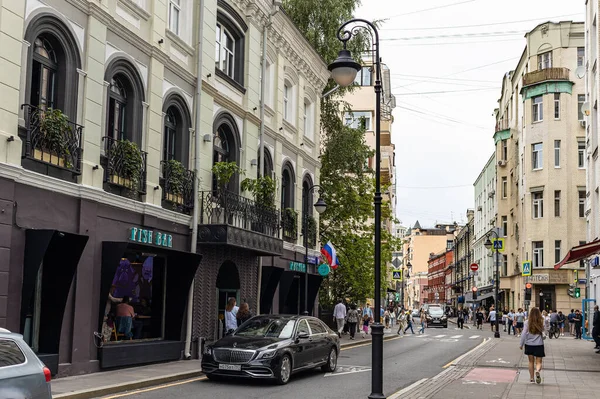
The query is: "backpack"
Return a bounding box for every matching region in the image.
[347,310,359,323]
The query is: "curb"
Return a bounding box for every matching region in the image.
[52,370,204,399]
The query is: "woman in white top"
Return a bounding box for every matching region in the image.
[519,307,545,384]
[225,297,239,333]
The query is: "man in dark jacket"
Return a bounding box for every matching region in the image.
[593,305,600,352]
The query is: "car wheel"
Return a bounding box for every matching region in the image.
[275,354,292,385]
[321,347,338,372]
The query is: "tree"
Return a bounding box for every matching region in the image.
[283,0,400,309]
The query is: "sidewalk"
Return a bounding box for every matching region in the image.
[398,333,600,398]
[51,329,398,399]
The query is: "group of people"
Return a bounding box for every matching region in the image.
[224,297,253,334]
[102,287,152,342]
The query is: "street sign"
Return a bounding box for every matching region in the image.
[392,270,403,281]
[491,238,505,253]
[522,261,532,277]
[470,263,479,272]
[392,258,401,268]
[318,263,330,276]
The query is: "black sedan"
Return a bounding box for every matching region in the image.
[426,306,448,328]
[201,315,340,385]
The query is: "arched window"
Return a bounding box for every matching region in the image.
[257,148,273,179]
[104,58,145,144]
[281,162,295,210]
[25,15,82,118]
[162,94,191,166]
[212,113,240,192]
[215,0,247,89]
[302,175,314,217]
[164,108,177,161]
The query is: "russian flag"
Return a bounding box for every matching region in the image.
[321,241,339,269]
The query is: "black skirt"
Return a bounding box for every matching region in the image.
[524,344,545,358]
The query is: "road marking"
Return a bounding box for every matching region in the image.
[469,335,480,339]
[415,334,428,338]
[486,358,510,364]
[443,337,489,368]
[434,335,446,338]
[340,336,401,351]
[100,376,208,398]
[324,365,372,377]
[450,335,463,339]
[387,378,428,399]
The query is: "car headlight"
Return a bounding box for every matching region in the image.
[256,349,277,359]
[441,316,447,320]
[203,346,212,355]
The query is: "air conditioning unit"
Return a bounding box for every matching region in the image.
[580,120,587,128]
[498,160,507,167]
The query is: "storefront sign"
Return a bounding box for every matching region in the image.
[305,255,319,265]
[129,227,173,248]
[525,274,549,283]
[318,263,330,276]
[289,261,306,272]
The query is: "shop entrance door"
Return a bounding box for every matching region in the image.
[215,261,240,338]
[537,285,555,312]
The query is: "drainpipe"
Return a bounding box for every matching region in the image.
[185,0,205,360]
[256,2,280,315]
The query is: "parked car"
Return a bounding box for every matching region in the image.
[426,306,448,328]
[202,315,340,385]
[0,328,52,399]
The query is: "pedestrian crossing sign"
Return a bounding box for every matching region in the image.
[522,261,532,276]
[491,238,505,253]
[392,270,402,281]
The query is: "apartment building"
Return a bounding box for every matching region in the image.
[0,0,328,376]
[452,210,475,308]
[494,21,586,313]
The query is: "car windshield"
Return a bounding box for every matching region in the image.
[429,308,443,316]
[234,318,296,339]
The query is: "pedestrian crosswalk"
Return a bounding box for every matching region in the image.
[407,334,481,341]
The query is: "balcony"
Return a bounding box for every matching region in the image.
[198,190,283,256]
[522,67,570,87]
[160,160,195,214]
[381,131,391,146]
[381,167,391,185]
[301,214,317,249]
[102,136,147,199]
[20,104,83,180]
[281,208,298,243]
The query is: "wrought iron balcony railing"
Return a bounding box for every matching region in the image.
[20,104,83,175]
[282,208,298,243]
[160,160,195,214]
[199,190,280,237]
[102,136,147,195]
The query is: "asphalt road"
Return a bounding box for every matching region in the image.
[99,326,493,399]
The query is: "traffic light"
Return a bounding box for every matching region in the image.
[525,283,532,301]
[574,287,581,298]
[568,285,575,298]
[472,286,478,300]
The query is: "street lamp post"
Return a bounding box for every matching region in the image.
[484,231,501,339]
[328,19,384,399]
[302,185,327,316]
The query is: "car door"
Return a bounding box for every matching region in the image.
[291,319,312,369]
[307,319,329,364]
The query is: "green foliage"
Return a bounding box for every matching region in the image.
[40,108,72,158]
[212,161,243,189]
[113,140,143,187]
[241,175,276,208]
[164,159,186,196]
[306,215,317,247]
[283,208,298,238]
[283,0,399,309]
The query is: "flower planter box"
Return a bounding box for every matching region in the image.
[110,174,134,189]
[34,149,65,167]
[166,192,184,205]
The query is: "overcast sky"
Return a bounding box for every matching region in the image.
[355,0,585,228]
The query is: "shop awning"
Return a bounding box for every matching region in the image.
[554,240,600,270]
[260,266,284,314]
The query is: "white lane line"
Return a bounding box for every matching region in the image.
[469,335,480,339]
[434,335,446,338]
[415,334,428,338]
[450,335,463,339]
[388,378,429,399]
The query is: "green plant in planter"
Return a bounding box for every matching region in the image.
[113,140,143,189]
[283,207,298,236]
[39,108,72,163]
[241,175,276,208]
[212,161,244,190]
[306,215,317,246]
[165,159,186,196]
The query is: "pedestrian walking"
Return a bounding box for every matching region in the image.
[507,309,514,335]
[574,309,583,339]
[403,310,415,334]
[397,311,406,335]
[333,299,347,338]
[390,306,397,328]
[487,306,496,332]
[592,305,600,352]
[568,309,575,335]
[557,311,566,336]
[457,307,464,329]
[384,309,390,329]
[519,307,545,384]
[502,308,509,332]
[515,308,525,336]
[346,304,359,340]
[418,308,426,334]
[476,308,484,330]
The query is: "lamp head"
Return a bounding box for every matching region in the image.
[328,49,361,87]
[313,197,327,214]
[484,238,493,250]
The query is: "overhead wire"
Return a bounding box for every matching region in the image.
[387,0,477,19]
[393,87,498,95]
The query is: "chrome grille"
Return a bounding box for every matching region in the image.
[213,348,255,364]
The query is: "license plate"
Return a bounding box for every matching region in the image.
[218,364,241,371]
[433,320,440,323]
